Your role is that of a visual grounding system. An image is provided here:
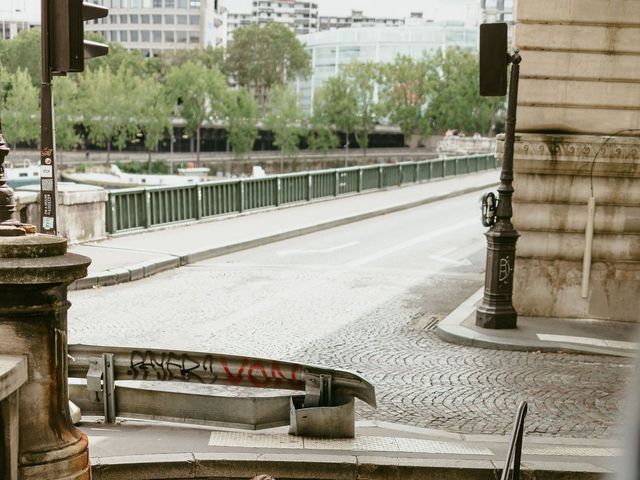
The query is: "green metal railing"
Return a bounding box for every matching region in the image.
[107,154,497,234]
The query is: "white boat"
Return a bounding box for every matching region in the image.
[62,164,211,188]
[5,160,40,188]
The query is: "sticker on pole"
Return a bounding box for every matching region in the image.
[42,216,55,231]
[41,165,53,178]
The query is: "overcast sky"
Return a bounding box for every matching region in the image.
[230,0,472,21]
[4,0,472,23]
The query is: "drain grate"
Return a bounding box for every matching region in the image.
[410,313,443,331]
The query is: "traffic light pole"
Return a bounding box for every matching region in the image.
[40,0,58,235]
[476,51,521,329]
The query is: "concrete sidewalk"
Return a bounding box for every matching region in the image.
[68,170,498,290]
[437,288,639,358]
[83,418,618,480]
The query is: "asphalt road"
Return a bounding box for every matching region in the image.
[68,191,632,438]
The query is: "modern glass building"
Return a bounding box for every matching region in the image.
[294,22,478,114]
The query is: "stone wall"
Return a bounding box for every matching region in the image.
[511,0,640,322]
[16,183,108,244]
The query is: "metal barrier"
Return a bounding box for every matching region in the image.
[68,344,376,438]
[501,401,528,480]
[107,154,497,234]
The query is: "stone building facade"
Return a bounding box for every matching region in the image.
[510,0,640,322]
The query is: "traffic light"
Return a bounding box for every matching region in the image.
[49,0,109,75]
[479,23,508,97]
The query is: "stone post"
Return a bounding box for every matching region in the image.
[0,235,91,479]
[0,123,93,478]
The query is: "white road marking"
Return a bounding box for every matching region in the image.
[537,334,638,351]
[346,218,477,268]
[277,241,360,256]
[428,255,473,267]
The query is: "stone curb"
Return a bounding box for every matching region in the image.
[436,288,636,358]
[70,180,497,291]
[89,451,611,480]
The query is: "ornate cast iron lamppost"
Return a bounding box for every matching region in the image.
[476,23,521,329]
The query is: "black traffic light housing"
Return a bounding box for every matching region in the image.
[479,23,508,97]
[49,0,109,75]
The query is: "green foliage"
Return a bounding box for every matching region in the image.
[378,56,433,142]
[306,89,339,153]
[134,78,172,153]
[117,160,169,174]
[341,62,380,151]
[225,88,259,158]
[1,68,39,146]
[0,30,41,86]
[79,65,140,156]
[225,23,311,107]
[263,86,305,158]
[427,48,498,135]
[52,76,81,151]
[152,47,224,77]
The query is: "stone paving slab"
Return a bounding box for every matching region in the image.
[83,420,618,480]
[436,288,640,358]
[68,171,499,290]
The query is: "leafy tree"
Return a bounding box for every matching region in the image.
[1,68,39,147]
[224,23,311,108]
[165,61,222,164]
[342,61,379,154]
[0,30,41,86]
[152,47,224,77]
[316,75,358,150]
[52,76,81,153]
[263,85,306,168]
[427,48,498,135]
[79,66,140,162]
[134,78,172,164]
[307,89,339,154]
[225,88,259,159]
[379,56,433,146]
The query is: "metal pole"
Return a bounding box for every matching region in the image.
[40,0,58,235]
[476,51,521,329]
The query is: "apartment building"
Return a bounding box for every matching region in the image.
[0,0,39,40]
[86,0,227,55]
[252,1,318,35]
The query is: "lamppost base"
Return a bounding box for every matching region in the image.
[476,306,517,329]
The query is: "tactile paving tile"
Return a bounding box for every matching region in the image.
[208,432,492,455]
[523,446,623,457]
[208,432,303,449]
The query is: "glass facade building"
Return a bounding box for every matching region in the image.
[294,22,478,114]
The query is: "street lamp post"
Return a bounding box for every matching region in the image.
[476,23,522,329]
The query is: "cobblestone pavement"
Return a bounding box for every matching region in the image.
[288,290,632,439]
[69,193,634,439]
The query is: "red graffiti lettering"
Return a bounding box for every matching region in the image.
[248,363,271,387]
[220,358,249,385]
[271,362,298,386]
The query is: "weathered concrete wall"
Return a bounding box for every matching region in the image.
[503,134,640,321]
[510,0,640,322]
[16,184,108,244]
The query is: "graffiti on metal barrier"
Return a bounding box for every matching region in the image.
[128,350,299,388]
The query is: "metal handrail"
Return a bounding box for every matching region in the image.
[501,401,528,480]
[106,154,498,234]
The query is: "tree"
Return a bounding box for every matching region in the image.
[134,78,172,165]
[342,62,379,154]
[224,23,311,109]
[316,75,358,151]
[225,88,259,159]
[79,66,140,162]
[307,89,339,155]
[52,76,81,153]
[263,85,306,169]
[379,56,433,147]
[427,48,499,135]
[0,30,41,86]
[1,68,39,147]
[165,61,222,164]
[152,47,224,77]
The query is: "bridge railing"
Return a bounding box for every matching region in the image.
[107,153,497,234]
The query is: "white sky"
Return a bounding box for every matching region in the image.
[3,0,472,23]
[228,0,471,21]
